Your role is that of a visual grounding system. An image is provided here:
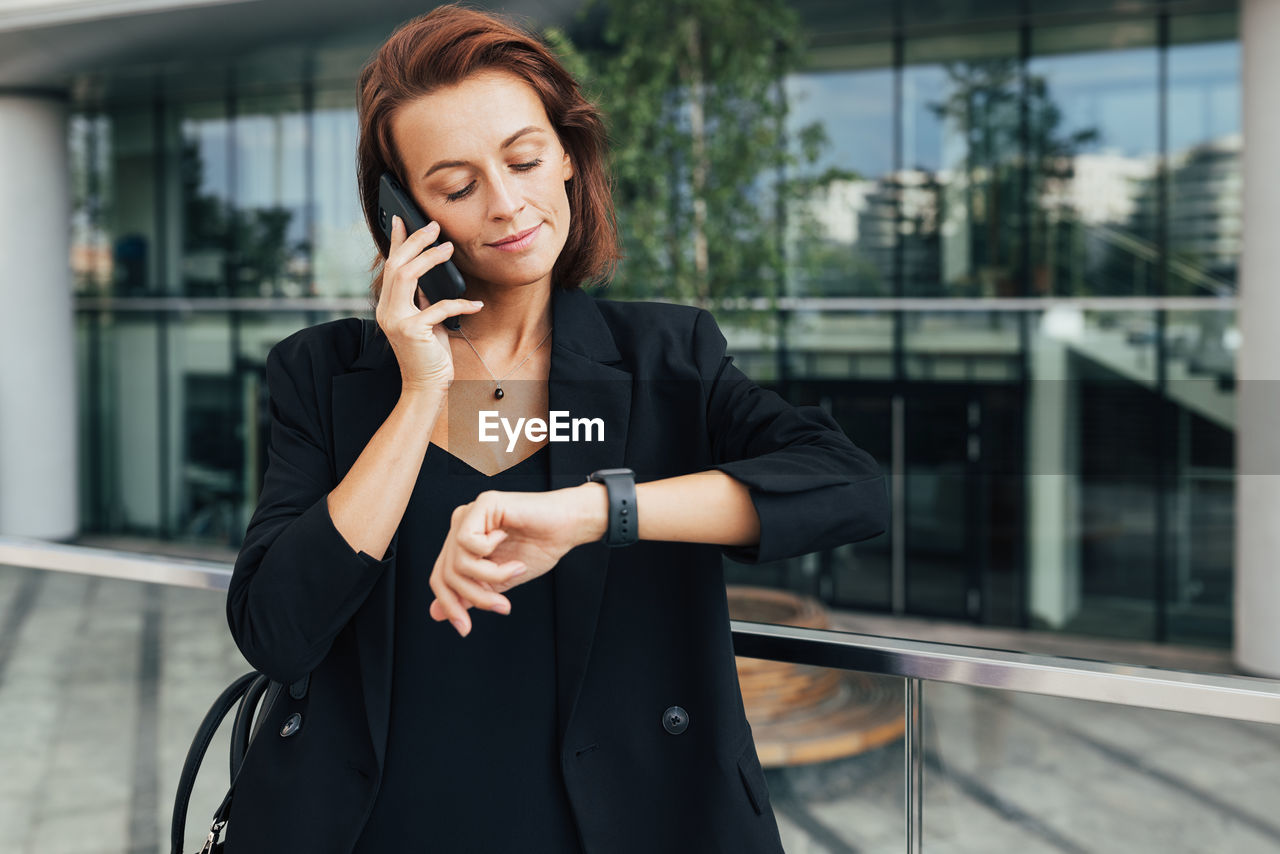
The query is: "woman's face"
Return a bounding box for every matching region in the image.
[390,70,574,292]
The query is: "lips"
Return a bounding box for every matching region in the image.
[486,223,541,251]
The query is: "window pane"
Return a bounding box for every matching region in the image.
[1167,13,1240,295]
[902,32,1023,298]
[1029,24,1159,296]
[178,99,232,297]
[1165,308,1234,646]
[312,86,370,300]
[94,105,165,296]
[233,91,309,297]
[69,113,114,295]
[786,64,895,296]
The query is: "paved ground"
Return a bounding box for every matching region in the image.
[1,561,1277,854]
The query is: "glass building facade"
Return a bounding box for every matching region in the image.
[67,1,1239,646]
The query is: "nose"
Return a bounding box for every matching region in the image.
[488,171,525,222]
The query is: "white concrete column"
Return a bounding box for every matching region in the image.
[0,93,78,540]
[1236,0,1280,677]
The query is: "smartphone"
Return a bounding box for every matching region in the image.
[377,171,467,330]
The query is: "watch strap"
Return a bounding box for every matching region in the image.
[587,468,637,547]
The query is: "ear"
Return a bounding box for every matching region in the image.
[561,150,574,182]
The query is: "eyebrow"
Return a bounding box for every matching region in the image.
[421,126,546,180]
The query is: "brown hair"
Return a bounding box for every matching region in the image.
[356,4,619,306]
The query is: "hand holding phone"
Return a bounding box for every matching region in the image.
[378,172,467,330]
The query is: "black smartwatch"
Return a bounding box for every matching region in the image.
[586,468,638,547]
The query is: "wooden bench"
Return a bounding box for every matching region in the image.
[728,586,905,767]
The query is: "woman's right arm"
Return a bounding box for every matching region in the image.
[326,386,445,561]
[227,339,426,685]
[227,214,479,683]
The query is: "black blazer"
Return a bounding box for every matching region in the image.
[225,286,888,853]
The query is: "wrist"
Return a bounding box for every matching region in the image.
[569,482,609,547]
[397,385,447,415]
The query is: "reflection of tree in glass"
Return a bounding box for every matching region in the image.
[550,0,839,308]
[926,60,1098,297]
[180,138,305,296]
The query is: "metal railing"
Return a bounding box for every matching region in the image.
[0,535,231,591]
[3,534,1278,854]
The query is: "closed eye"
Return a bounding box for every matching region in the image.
[445,182,475,203]
[443,159,544,203]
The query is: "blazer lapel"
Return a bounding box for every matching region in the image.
[327,287,633,766]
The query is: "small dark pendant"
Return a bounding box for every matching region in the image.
[494,386,505,400]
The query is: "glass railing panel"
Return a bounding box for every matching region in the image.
[738,658,906,853]
[923,680,1280,853]
[0,563,249,854]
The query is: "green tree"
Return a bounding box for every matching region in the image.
[551,0,833,305]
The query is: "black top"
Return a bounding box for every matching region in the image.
[352,443,583,853]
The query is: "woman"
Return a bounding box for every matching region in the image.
[226,6,887,853]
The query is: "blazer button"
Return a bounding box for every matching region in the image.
[663,706,689,735]
[280,713,302,737]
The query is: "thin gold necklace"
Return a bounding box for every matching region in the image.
[454,322,552,400]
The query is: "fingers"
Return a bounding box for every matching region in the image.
[396,297,483,349]
[429,546,526,636]
[382,216,486,338]
[385,216,444,311]
[428,568,474,636]
[380,215,427,316]
[430,498,535,636]
[457,553,527,588]
[418,297,485,327]
[448,550,521,608]
[396,236,454,284]
[388,215,440,270]
[456,523,507,559]
[487,560,529,594]
[383,216,461,313]
[428,570,508,638]
[450,570,511,616]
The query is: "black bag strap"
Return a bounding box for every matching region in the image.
[170,673,304,854]
[170,672,264,854]
[229,675,273,781]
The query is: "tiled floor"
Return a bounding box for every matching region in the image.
[1,560,1276,854]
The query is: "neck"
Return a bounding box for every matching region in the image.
[452,275,553,360]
